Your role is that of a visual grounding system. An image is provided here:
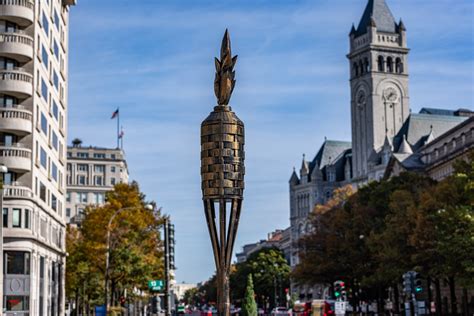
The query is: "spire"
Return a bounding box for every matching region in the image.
[300,154,309,174]
[398,135,413,154]
[214,29,238,106]
[425,126,435,145]
[398,18,406,31]
[350,23,356,36]
[355,0,397,37]
[289,167,299,185]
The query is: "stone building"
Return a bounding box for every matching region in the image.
[65,144,129,225]
[288,0,473,301]
[0,0,76,314]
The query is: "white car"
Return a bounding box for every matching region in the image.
[271,307,292,316]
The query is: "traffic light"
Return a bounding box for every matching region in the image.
[168,223,176,270]
[334,280,345,300]
[413,272,423,293]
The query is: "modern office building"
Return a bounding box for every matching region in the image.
[66,144,129,225]
[0,0,76,315]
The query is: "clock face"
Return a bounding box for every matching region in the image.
[383,87,398,102]
[356,90,366,107]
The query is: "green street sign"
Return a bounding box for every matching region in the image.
[148,280,164,291]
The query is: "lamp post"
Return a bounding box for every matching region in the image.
[104,204,153,314]
[0,164,8,313]
[201,29,245,316]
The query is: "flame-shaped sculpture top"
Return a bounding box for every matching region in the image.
[214,29,238,106]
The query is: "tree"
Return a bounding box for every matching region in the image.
[66,182,164,309]
[241,274,257,316]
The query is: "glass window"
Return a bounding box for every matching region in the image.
[77,152,89,158]
[3,208,7,228]
[5,252,30,275]
[81,193,87,203]
[24,209,30,229]
[39,182,46,202]
[12,209,21,228]
[53,71,59,90]
[53,40,59,59]
[95,193,104,204]
[95,176,103,186]
[111,166,116,172]
[51,194,57,212]
[66,192,71,202]
[111,154,116,159]
[42,11,49,34]
[40,147,47,168]
[2,172,16,185]
[93,153,106,159]
[52,131,58,151]
[5,296,29,311]
[41,112,48,135]
[66,208,71,217]
[111,178,116,185]
[94,165,105,173]
[0,94,17,107]
[51,162,58,181]
[41,78,48,102]
[4,21,17,33]
[54,10,60,29]
[52,101,59,120]
[77,164,88,172]
[41,45,48,68]
[77,175,86,185]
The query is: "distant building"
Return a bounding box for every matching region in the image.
[172,283,197,301]
[235,227,291,264]
[65,143,129,225]
[288,0,473,301]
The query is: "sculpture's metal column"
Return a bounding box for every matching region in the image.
[201,29,244,316]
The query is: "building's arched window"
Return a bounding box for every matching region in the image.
[396,57,403,74]
[387,57,394,73]
[353,62,359,77]
[359,60,364,75]
[364,57,370,73]
[378,56,384,72]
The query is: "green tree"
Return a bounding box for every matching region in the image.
[241,274,257,316]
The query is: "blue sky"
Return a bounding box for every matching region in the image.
[68,0,473,284]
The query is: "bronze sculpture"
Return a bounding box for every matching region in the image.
[201,29,245,316]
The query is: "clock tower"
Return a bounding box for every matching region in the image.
[348,0,410,181]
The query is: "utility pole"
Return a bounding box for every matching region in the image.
[164,217,171,316]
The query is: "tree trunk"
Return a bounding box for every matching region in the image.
[394,284,400,315]
[434,278,442,316]
[461,288,468,316]
[75,289,79,316]
[449,276,457,316]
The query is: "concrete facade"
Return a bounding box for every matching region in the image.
[65,145,129,225]
[0,0,75,315]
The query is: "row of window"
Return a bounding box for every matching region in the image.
[352,56,404,77]
[67,175,116,186]
[68,152,118,159]
[3,208,30,229]
[35,177,63,216]
[37,143,63,185]
[66,192,105,205]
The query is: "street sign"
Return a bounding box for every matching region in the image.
[335,301,346,315]
[148,280,164,291]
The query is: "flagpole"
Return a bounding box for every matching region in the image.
[120,126,124,150]
[117,107,120,149]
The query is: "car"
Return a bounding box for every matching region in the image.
[258,308,265,315]
[271,307,292,316]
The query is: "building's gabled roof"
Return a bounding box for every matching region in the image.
[289,168,300,185]
[419,107,457,116]
[393,113,467,153]
[355,0,397,37]
[308,140,352,176]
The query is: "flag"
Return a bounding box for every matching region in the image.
[111,108,119,119]
[118,128,124,139]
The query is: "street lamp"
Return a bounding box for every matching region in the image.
[0,164,7,313]
[200,29,245,316]
[104,204,153,313]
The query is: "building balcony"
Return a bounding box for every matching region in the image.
[3,182,33,200]
[0,105,32,135]
[0,0,34,27]
[0,143,31,172]
[0,31,34,62]
[0,67,33,98]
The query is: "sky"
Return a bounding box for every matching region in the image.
[68,0,474,284]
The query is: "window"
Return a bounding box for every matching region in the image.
[76,192,87,203]
[51,194,57,212]
[12,209,21,228]
[77,175,86,185]
[5,251,30,275]
[40,147,47,168]
[42,11,49,34]
[52,131,58,150]
[77,164,88,172]
[52,162,58,181]
[40,219,47,238]
[94,165,105,173]
[66,192,71,202]
[66,208,71,217]
[94,193,104,204]
[111,154,116,159]
[54,10,60,29]
[53,70,59,90]
[41,112,48,135]
[52,101,59,120]
[0,94,17,107]
[24,209,30,229]
[93,153,106,159]
[3,208,7,227]
[41,45,48,68]
[111,178,116,185]
[53,40,59,59]
[111,166,116,172]
[77,152,89,158]
[95,176,103,186]
[40,182,47,202]
[6,296,29,312]
[41,78,48,102]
